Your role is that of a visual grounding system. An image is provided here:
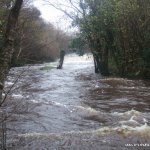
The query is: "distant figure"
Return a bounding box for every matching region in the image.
[57,50,65,69]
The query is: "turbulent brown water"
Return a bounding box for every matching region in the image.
[2,54,150,150]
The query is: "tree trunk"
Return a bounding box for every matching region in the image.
[93,53,101,73]
[57,50,65,69]
[0,0,23,103]
[11,29,23,67]
[93,51,109,76]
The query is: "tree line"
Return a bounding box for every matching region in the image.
[73,0,150,78]
[1,1,71,67]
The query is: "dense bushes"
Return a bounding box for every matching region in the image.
[76,0,150,78]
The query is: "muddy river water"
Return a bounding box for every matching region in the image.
[2,54,150,149]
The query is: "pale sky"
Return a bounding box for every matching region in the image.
[33,0,78,32]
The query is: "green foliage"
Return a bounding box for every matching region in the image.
[69,35,86,56]
[76,0,150,78]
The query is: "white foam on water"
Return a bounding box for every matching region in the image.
[17,123,150,142]
[115,123,150,137]
[5,81,14,86]
[143,118,148,123]
[112,109,141,117]
[74,106,100,116]
[112,112,124,116]
[95,84,99,88]
[51,101,67,107]
[129,116,138,123]
[12,94,24,98]
[30,99,39,103]
[119,115,140,126]
[124,109,141,116]
[111,109,150,136]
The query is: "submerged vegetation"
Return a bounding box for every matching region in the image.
[40,65,55,71]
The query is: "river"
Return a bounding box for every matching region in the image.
[2,54,150,150]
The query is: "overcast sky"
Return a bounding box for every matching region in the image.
[33,0,78,32]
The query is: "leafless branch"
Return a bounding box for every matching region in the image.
[43,0,81,20]
[0,67,30,107]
